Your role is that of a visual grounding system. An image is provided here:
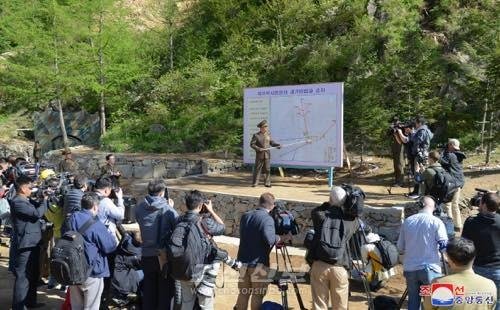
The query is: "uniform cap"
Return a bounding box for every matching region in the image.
[257,120,268,128]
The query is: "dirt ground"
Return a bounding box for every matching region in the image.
[0,242,404,310]
[0,155,498,309]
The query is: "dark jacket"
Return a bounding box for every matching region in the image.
[462,212,500,268]
[309,202,359,268]
[250,132,280,160]
[440,150,466,188]
[112,233,142,295]
[63,188,85,215]
[410,125,433,156]
[135,195,178,257]
[237,207,278,267]
[200,212,225,237]
[10,195,47,250]
[65,209,118,278]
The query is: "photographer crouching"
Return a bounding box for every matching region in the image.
[306,186,362,310]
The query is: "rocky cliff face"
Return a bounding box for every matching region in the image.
[0,139,33,159]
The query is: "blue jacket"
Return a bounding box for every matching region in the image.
[65,209,117,278]
[410,125,433,156]
[135,195,178,257]
[237,207,278,267]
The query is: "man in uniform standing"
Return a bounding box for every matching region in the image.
[100,154,121,188]
[388,116,405,187]
[33,141,42,164]
[250,120,280,187]
[58,150,79,174]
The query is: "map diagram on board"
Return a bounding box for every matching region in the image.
[244,83,343,168]
[271,96,338,165]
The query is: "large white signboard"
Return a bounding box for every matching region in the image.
[244,83,343,167]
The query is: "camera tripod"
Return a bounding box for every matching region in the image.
[347,219,375,310]
[274,244,307,310]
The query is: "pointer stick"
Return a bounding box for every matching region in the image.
[262,139,312,151]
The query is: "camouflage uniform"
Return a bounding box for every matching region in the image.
[58,159,79,174]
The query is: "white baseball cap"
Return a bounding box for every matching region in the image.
[448,138,460,150]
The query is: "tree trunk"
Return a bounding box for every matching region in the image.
[485,109,494,165]
[56,98,69,151]
[169,21,174,70]
[98,6,106,135]
[53,1,69,151]
[480,101,488,151]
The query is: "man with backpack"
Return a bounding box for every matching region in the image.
[397,196,448,310]
[64,192,118,310]
[167,190,225,310]
[422,151,458,205]
[307,186,360,310]
[135,178,178,310]
[440,138,466,232]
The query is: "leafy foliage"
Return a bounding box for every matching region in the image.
[1,0,498,154]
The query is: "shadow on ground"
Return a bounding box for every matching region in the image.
[0,254,65,309]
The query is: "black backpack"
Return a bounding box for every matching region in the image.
[429,166,458,203]
[341,184,365,218]
[50,218,95,285]
[372,238,399,270]
[315,210,348,265]
[167,215,211,281]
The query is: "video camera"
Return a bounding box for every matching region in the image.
[341,184,365,218]
[469,188,497,208]
[270,201,299,236]
[389,120,413,134]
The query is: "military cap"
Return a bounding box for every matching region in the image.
[257,120,268,128]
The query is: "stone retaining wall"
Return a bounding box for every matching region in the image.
[166,188,411,244]
[44,149,244,179]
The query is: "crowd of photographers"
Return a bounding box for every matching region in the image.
[0,146,498,310]
[389,115,467,231]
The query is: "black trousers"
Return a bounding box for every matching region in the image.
[12,245,40,310]
[141,256,174,310]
